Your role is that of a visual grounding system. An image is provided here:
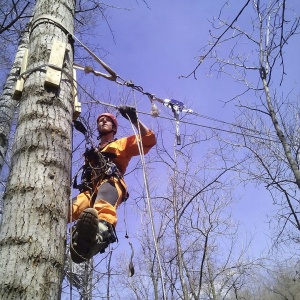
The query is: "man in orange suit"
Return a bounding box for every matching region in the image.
[70,105,156,263]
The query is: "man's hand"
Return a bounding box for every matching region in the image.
[118,105,138,123]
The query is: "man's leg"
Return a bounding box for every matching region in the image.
[85,179,125,256]
[93,179,125,226]
[69,191,92,222]
[70,208,99,263]
[70,179,124,263]
[70,191,99,263]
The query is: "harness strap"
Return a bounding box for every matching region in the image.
[73,147,122,193]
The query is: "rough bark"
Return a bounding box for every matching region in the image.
[0,0,75,299]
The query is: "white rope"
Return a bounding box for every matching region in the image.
[68,193,73,300]
[127,91,167,300]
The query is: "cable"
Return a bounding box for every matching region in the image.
[25,20,281,146]
[18,62,279,144]
[189,110,279,140]
[136,110,280,143]
[27,15,283,146]
[70,37,282,144]
[73,82,280,144]
[71,70,280,144]
[77,78,280,144]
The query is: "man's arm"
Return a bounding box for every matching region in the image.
[133,120,151,136]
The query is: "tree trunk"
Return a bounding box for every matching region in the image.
[0,27,29,174]
[0,0,75,299]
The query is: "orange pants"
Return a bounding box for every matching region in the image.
[70,177,127,227]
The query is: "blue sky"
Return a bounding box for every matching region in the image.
[71,0,300,263]
[85,0,267,249]
[63,1,300,298]
[97,1,226,115]
[1,1,299,298]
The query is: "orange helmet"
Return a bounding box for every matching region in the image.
[96,113,118,133]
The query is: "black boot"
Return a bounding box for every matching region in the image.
[70,208,117,264]
[88,219,117,257]
[70,208,99,264]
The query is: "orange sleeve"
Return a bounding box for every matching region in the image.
[122,130,156,156]
[101,130,156,174]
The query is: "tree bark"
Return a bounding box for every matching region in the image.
[0,0,75,299]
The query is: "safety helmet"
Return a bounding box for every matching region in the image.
[96,113,118,133]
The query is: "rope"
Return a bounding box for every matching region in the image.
[127,91,167,300]
[71,70,281,144]
[68,193,74,300]
[78,93,280,144]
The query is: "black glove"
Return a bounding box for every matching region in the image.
[73,120,87,135]
[118,105,138,123]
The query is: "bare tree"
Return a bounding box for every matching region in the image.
[0,26,29,174]
[0,0,136,297]
[225,258,300,300]
[184,0,300,243]
[0,0,31,35]
[261,259,300,300]
[0,0,33,81]
[0,1,34,175]
[107,118,264,300]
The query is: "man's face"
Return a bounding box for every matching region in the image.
[97,116,115,134]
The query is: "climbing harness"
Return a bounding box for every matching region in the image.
[72,142,121,194]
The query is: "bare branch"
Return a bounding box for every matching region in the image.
[180,0,251,79]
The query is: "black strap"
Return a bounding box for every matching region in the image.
[73,165,93,192]
[73,148,122,192]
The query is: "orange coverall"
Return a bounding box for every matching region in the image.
[71,129,156,227]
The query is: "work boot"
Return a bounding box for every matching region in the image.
[70,208,116,264]
[70,208,99,263]
[87,220,117,258]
